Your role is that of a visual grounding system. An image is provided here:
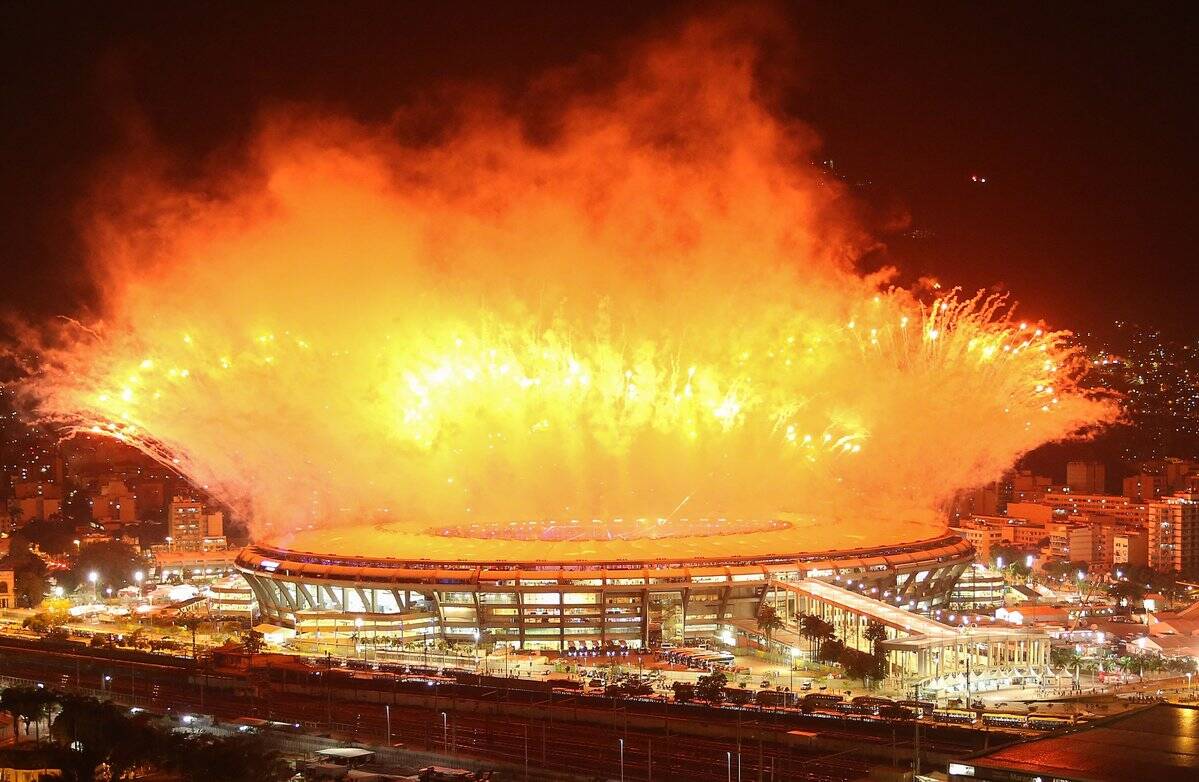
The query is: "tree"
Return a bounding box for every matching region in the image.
[179,616,203,659]
[1108,579,1147,606]
[1,687,35,740]
[863,620,888,656]
[0,538,48,608]
[798,614,822,659]
[863,620,889,681]
[756,605,784,652]
[695,671,728,704]
[71,541,141,593]
[989,544,1032,578]
[1043,560,1088,582]
[169,733,290,782]
[51,695,162,781]
[1050,646,1082,670]
[13,519,75,555]
[671,681,695,703]
[241,627,265,655]
[818,637,845,665]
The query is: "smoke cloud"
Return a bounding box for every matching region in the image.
[18,14,1115,539]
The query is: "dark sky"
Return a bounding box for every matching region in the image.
[1,1,1195,336]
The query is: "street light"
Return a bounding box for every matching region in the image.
[441,711,448,750]
[618,738,624,782]
[726,751,732,782]
[790,646,800,694]
[88,571,99,602]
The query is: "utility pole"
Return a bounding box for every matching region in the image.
[913,682,922,777]
[325,651,333,730]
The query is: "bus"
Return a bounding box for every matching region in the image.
[1027,714,1074,730]
[897,699,935,718]
[981,711,1027,728]
[667,648,735,669]
[932,708,975,725]
[802,692,845,710]
[850,696,894,715]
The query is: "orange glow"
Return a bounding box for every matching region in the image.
[19,17,1115,541]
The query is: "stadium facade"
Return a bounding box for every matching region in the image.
[236,520,973,651]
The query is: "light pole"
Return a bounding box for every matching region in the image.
[726,751,732,782]
[441,711,448,750]
[385,704,391,746]
[618,737,624,782]
[1187,671,1193,697]
[88,571,99,602]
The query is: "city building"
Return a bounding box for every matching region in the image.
[1006,470,1053,503]
[1123,472,1166,502]
[1066,460,1106,493]
[0,569,13,609]
[949,523,1004,561]
[206,575,258,622]
[1039,492,1150,525]
[153,548,239,582]
[952,482,1003,519]
[167,496,226,552]
[949,564,1006,610]
[950,514,1071,558]
[1003,501,1057,524]
[6,480,61,524]
[1147,492,1199,573]
[89,480,139,526]
[1068,523,1148,568]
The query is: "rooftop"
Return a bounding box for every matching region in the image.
[951,702,1199,782]
[776,578,957,636]
[259,513,947,564]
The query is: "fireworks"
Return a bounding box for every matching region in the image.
[17,16,1115,537]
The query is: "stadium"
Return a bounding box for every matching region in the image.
[235,514,973,651]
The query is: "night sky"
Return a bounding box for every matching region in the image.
[1,1,1195,336]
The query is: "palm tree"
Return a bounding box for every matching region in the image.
[798,614,822,660]
[815,618,836,660]
[1,686,31,740]
[756,605,784,654]
[179,616,202,659]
